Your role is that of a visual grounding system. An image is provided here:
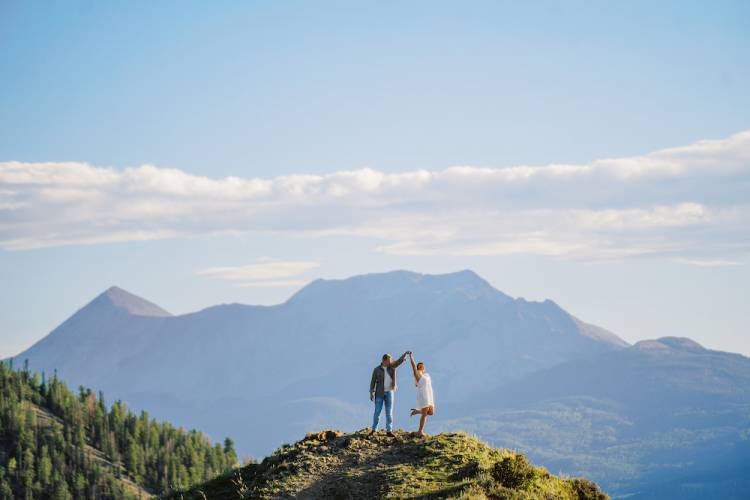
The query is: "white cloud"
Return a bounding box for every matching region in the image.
[672,258,742,268]
[345,203,729,259]
[1,130,749,262]
[197,259,320,287]
[235,280,311,288]
[0,230,183,251]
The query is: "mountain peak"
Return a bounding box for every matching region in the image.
[94,286,172,317]
[655,336,705,351]
[287,269,510,304]
[633,336,704,352]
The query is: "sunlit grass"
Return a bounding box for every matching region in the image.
[165,429,607,499]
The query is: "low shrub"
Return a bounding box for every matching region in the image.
[491,453,538,490]
[570,477,608,500]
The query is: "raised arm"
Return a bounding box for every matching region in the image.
[409,352,421,383]
[390,352,408,368]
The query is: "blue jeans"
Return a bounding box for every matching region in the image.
[372,391,394,431]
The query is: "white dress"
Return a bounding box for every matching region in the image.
[415,372,434,409]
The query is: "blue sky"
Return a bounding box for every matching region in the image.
[1,1,749,356]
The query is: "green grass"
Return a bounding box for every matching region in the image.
[164,429,608,499]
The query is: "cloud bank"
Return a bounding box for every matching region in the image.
[1,131,749,262]
[197,258,319,287]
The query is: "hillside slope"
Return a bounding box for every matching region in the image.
[0,362,236,499]
[25,399,151,499]
[169,430,608,500]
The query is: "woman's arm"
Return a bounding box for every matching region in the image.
[409,352,421,382]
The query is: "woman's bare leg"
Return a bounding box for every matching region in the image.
[417,406,434,435]
[418,411,427,434]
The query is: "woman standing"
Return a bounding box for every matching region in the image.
[408,352,434,437]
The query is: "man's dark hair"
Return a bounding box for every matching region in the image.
[382,354,391,361]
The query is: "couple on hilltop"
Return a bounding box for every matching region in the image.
[369,351,434,437]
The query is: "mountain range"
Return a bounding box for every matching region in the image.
[10,270,750,498]
[443,336,750,498]
[12,271,625,453]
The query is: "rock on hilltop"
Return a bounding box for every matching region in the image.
[169,430,608,499]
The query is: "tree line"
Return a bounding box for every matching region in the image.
[0,360,238,499]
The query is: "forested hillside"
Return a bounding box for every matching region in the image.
[0,360,238,499]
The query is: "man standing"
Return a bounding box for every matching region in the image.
[369,351,409,436]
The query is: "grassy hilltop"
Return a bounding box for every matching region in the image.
[169,430,607,499]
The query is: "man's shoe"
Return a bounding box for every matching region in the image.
[368,429,375,436]
[386,431,395,437]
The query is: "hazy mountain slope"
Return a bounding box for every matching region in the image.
[168,430,608,500]
[122,270,625,401]
[12,270,626,456]
[474,336,750,413]
[13,286,172,388]
[99,286,172,317]
[442,338,750,499]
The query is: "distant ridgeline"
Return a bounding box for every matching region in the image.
[0,361,237,499]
